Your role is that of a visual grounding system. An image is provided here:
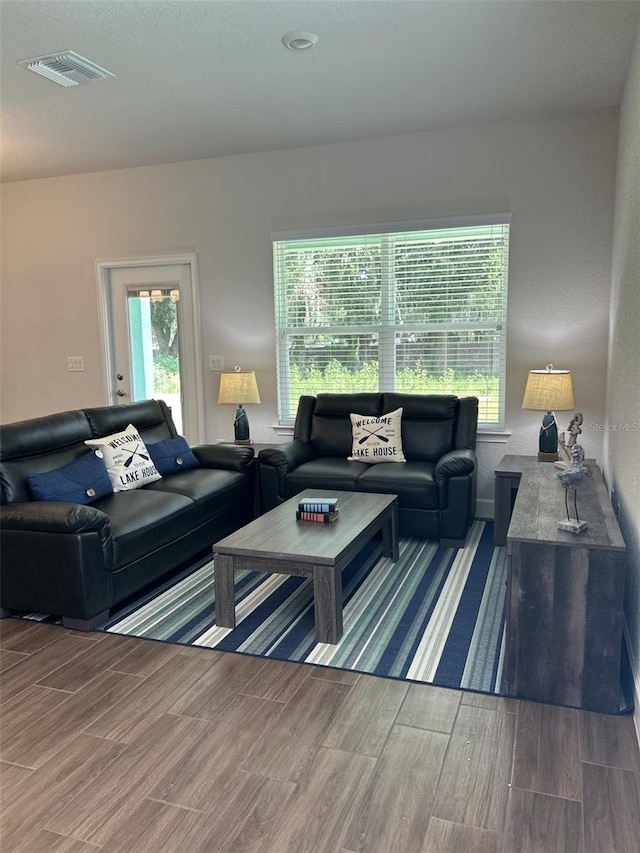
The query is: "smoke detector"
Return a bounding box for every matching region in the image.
[17,51,115,87]
[281,31,319,51]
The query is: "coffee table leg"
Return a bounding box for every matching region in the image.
[313,564,343,644]
[382,504,399,561]
[214,553,236,628]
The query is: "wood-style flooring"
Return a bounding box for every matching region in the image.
[1,618,639,852]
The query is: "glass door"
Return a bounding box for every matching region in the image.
[98,259,203,442]
[126,286,182,431]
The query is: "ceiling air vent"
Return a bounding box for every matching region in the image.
[17,51,115,87]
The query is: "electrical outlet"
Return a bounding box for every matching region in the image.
[209,355,224,371]
[67,356,84,372]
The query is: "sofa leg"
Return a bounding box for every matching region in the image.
[62,610,110,632]
[0,607,14,619]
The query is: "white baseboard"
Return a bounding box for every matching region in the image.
[624,620,640,746]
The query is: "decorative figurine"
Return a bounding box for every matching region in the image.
[556,412,584,469]
[556,444,588,533]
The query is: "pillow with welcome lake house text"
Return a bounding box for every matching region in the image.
[85,423,162,491]
[348,408,406,464]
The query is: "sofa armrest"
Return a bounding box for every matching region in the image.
[0,501,110,535]
[0,502,114,621]
[258,441,316,510]
[433,449,476,485]
[258,440,315,473]
[191,443,255,472]
[433,450,477,531]
[1,501,112,567]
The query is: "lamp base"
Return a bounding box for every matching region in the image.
[538,411,559,460]
[233,403,250,442]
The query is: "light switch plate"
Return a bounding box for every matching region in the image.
[209,355,224,371]
[67,356,84,372]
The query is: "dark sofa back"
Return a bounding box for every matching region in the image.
[0,400,178,505]
[294,392,477,464]
[0,410,94,505]
[84,399,177,444]
[382,393,460,462]
[301,393,381,458]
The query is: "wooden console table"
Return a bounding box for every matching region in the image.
[494,455,530,546]
[494,454,598,545]
[503,458,626,713]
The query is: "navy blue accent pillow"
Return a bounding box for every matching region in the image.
[27,450,113,504]
[146,436,200,475]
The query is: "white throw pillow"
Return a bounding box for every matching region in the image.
[348,408,406,464]
[85,424,162,491]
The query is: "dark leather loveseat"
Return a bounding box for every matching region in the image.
[259,393,478,545]
[0,399,254,630]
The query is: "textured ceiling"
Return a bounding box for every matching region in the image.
[1,0,638,183]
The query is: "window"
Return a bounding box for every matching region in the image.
[272,216,510,429]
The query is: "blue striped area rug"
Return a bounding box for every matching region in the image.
[103,520,509,694]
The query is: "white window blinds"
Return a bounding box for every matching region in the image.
[273,218,510,428]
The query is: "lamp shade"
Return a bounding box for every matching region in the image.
[218,370,261,405]
[522,366,574,412]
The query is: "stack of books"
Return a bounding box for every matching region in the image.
[296,496,340,523]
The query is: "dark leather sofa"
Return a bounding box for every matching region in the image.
[0,399,254,630]
[259,393,478,546]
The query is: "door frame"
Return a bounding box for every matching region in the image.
[95,253,205,444]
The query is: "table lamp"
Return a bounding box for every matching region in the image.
[218,366,261,444]
[522,364,575,462]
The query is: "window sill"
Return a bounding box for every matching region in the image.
[477,431,511,443]
[272,424,294,437]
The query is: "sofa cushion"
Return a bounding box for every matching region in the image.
[146,436,199,476]
[92,488,195,569]
[143,468,248,526]
[27,450,113,505]
[85,424,162,492]
[285,458,368,496]
[348,408,406,464]
[357,461,439,510]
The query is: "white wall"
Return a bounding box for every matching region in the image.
[606,23,640,738]
[1,108,618,509]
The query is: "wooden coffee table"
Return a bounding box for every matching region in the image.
[212,489,399,644]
